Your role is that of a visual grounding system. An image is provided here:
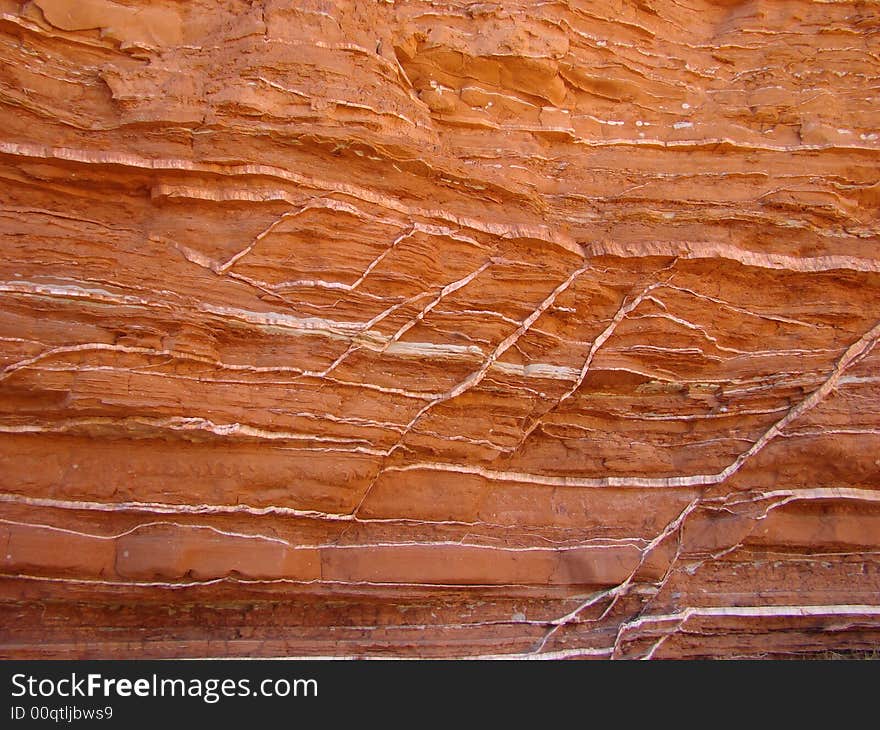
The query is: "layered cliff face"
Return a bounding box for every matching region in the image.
[1,0,879,659]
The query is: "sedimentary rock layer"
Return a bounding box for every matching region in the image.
[1,0,879,659]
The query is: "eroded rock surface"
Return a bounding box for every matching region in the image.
[1,0,879,659]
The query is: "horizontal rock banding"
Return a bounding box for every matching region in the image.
[1,0,879,659]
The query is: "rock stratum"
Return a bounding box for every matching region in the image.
[0,0,879,660]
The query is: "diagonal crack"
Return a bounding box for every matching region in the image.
[508,260,680,457]
[350,262,591,517]
[532,314,880,656]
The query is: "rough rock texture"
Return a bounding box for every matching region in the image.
[1,0,879,659]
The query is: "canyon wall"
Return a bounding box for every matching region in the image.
[1,0,879,658]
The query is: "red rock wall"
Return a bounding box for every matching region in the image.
[1,0,879,659]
